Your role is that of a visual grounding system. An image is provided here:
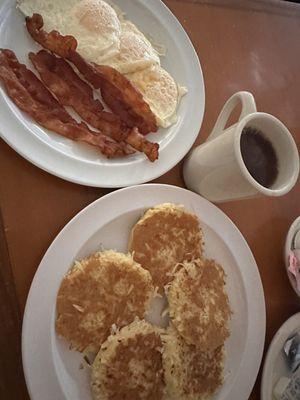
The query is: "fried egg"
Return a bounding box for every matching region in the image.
[17,0,121,63]
[102,21,160,74]
[127,65,187,128]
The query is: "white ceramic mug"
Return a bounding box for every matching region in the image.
[183,91,299,202]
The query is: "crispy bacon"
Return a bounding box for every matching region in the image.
[25,14,158,135]
[29,50,159,161]
[0,49,130,158]
[126,128,159,162]
[25,13,77,59]
[69,51,157,134]
[29,50,121,135]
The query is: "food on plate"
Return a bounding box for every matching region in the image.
[0,49,129,158]
[19,0,187,129]
[101,20,160,74]
[95,62,158,135]
[91,319,165,400]
[167,258,231,350]
[8,0,189,164]
[128,65,187,128]
[53,202,232,398]
[25,14,158,135]
[56,250,154,352]
[18,0,122,63]
[162,326,225,400]
[9,0,188,163]
[128,203,204,292]
[29,50,159,161]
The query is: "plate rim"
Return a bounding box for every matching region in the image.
[261,312,300,400]
[0,0,205,188]
[22,183,266,400]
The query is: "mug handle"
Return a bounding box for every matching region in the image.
[207,91,257,142]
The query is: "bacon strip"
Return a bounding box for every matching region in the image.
[0,49,130,158]
[29,50,159,161]
[25,13,77,59]
[25,14,158,135]
[29,51,121,136]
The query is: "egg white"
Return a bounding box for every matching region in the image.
[127,65,187,128]
[102,21,160,74]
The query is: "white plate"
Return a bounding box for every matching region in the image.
[22,184,265,400]
[261,312,300,400]
[0,0,204,188]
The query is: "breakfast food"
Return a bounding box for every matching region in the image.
[128,65,187,128]
[128,203,204,291]
[102,20,160,74]
[0,13,161,160]
[25,14,158,135]
[18,0,186,129]
[18,0,122,63]
[167,258,231,350]
[53,203,231,399]
[56,251,154,352]
[0,49,129,158]
[3,0,188,163]
[29,50,159,161]
[91,319,165,400]
[162,326,225,400]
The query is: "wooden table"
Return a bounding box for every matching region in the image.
[0,0,299,399]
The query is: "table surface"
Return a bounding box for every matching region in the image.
[1,0,300,399]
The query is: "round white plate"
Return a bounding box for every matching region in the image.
[0,0,204,188]
[261,312,300,400]
[22,184,265,400]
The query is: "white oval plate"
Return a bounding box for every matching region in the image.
[22,184,265,400]
[0,0,204,188]
[261,312,300,400]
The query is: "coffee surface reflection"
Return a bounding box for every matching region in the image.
[240,127,278,188]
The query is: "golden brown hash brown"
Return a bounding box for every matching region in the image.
[56,251,154,353]
[128,203,204,292]
[162,326,224,400]
[91,320,165,400]
[167,258,231,351]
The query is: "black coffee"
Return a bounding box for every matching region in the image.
[240,126,278,188]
